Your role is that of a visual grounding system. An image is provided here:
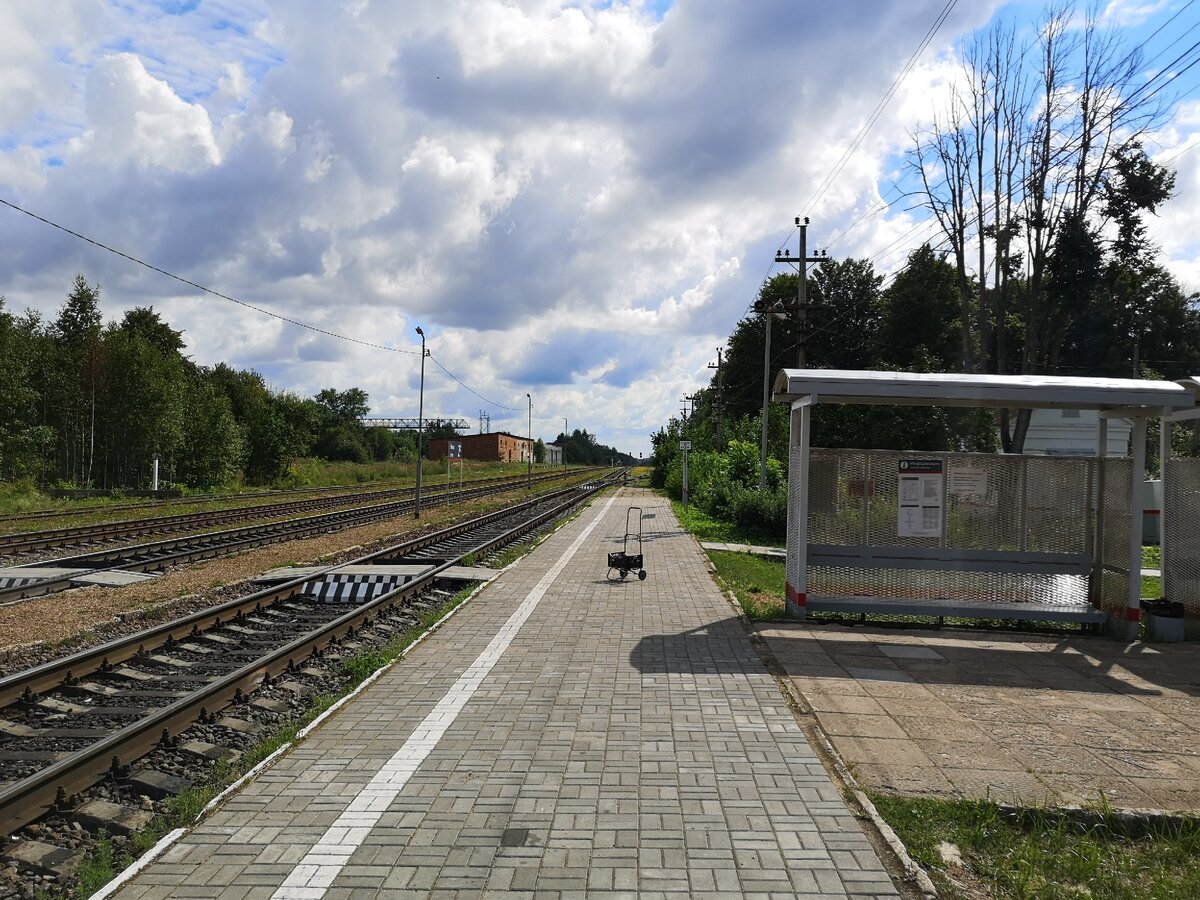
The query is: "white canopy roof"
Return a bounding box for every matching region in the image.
[771,369,1199,412]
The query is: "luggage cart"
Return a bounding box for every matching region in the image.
[607,506,647,581]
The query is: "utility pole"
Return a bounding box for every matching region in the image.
[774,216,827,369]
[758,299,787,489]
[415,326,428,519]
[526,393,532,490]
[707,347,724,451]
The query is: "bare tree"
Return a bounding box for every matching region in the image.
[910,1,1168,451]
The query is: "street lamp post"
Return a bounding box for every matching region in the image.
[415,326,427,518]
[526,393,532,490]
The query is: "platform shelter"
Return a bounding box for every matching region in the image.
[771,370,1200,639]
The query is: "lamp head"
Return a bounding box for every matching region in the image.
[415,326,424,337]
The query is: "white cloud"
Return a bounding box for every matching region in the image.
[5,0,1195,457]
[72,53,220,171]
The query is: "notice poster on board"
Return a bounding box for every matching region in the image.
[897,459,944,537]
[948,467,987,499]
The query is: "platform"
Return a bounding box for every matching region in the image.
[110,491,897,899]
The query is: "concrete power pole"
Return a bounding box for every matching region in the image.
[774,217,827,370]
[707,347,724,451]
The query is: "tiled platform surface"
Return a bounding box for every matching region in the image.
[760,624,1200,811]
[114,489,897,899]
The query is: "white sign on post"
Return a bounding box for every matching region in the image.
[679,440,692,450]
[897,459,944,538]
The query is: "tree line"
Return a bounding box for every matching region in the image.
[651,3,1200,531]
[0,276,445,489]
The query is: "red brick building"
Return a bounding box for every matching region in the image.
[427,432,533,463]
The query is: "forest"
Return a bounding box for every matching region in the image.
[650,6,1200,540]
[0,276,458,490]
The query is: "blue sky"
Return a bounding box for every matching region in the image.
[1,0,1199,456]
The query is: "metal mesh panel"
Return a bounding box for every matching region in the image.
[786,444,803,606]
[802,448,1100,614]
[809,450,867,546]
[1023,457,1092,554]
[1097,457,1132,636]
[1164,457,1200,640]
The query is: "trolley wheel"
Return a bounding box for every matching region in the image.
[638,570,647,581]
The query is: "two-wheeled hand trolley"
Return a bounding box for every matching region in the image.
[607,506,647,581]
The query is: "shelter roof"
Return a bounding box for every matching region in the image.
[771,369,1199,412]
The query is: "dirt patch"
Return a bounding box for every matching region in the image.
[0,490,524,663]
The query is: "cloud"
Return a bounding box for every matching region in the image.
[72,53,220,171]
[6,0,1194,458]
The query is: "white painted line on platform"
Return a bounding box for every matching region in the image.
[270,495,617,899]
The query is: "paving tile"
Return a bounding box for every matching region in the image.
[115,490,895,899]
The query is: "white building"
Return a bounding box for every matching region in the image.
[1019,407,1132,456]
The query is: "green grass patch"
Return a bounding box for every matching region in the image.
[872,793,1200,900]
[1144,545,1161,569]
[76,830,129,897]
[708,549,787,620]
[669,499,784,548]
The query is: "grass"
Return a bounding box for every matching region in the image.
[0,460,586,524]
[669,499,784,548]
[76,830,124,897]
[872,794,1200,900]
[708,549,787,620]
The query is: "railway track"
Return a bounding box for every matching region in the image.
[0,468,598,605]
[0,470,574,556]
[0,473,619,840]
[0,481,404,527]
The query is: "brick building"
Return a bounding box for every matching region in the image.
[427,432,534,463]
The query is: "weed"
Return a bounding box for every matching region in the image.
[76,830,131,897]
[706,550,787,620]
[872,793,1200,900]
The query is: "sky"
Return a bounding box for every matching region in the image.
[2,0,1200,458]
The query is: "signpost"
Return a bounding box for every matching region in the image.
[680,440,692,509]
[448,440,463,491]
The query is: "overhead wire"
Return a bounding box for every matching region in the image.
[799,0,959,218]
[0,197,419,357]
[0,196,577,426]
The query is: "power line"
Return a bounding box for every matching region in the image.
[800,0,959,218]
[0,197,420,357]
[0,196,575,424]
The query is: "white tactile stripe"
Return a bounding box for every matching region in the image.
[270,495,617,899]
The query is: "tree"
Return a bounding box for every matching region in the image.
[0,299,52,481]
[879,245,961,369]
[910,2,1170,450]
[176,379,242,488]
[49,275,104,485]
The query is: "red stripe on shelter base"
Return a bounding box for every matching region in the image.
[1127,607,1141,622]
[785,582,807,607]
[1144,509,1160,516]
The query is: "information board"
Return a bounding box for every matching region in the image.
[948,467,988,499]
[897,459,944,537]
[448,440,462,459]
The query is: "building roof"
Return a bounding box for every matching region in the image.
[771,369,1199,412]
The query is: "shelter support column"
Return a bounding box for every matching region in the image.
[1125,415,1148,640]
[1090,418,1108,607]
[1160,407,1170,580]
[785,398,812,619]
